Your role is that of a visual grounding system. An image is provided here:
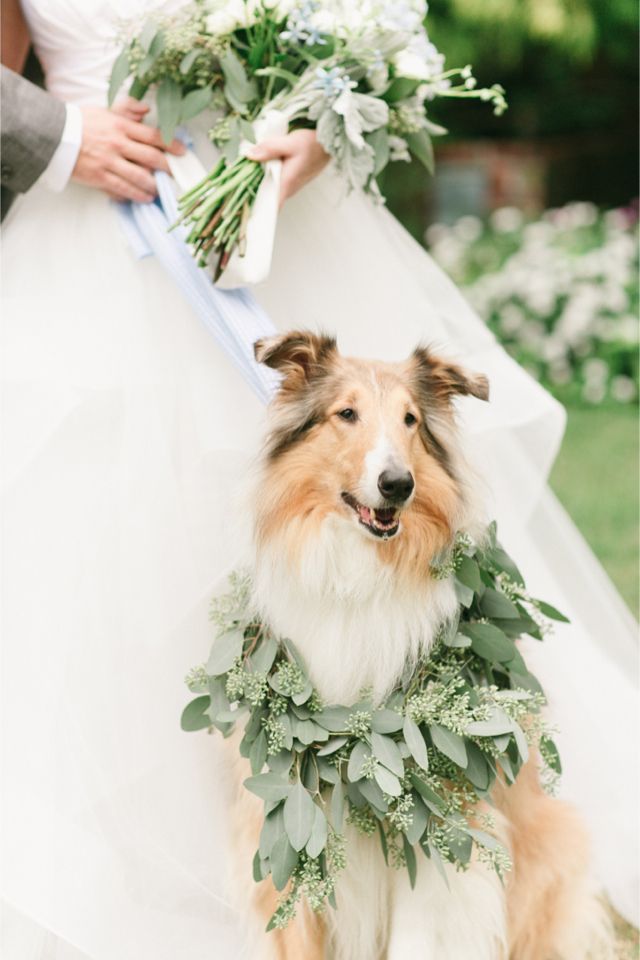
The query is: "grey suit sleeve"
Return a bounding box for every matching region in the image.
[1,66,67,194]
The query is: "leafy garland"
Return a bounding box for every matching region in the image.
[182,522,566,929]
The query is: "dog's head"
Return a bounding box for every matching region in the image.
[253,331,489,575]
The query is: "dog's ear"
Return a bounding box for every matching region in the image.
[254,331,337,389]
[410,346,489,406]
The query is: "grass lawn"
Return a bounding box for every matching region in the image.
[550,405,639,618]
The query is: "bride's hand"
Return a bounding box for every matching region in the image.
[245,129,329,207]
[72,98,186,203]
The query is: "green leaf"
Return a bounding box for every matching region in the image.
[512,720,529,763]
[406,129,434,174]
[317,736,348,756]
[259,804,285,859]
[315,706,351,732]
[540,735,562,774]
[108,48,130,107]
[292,680,314,706]
[480,588,520,620]
[373,764,402,797]
[293,719,326,745]
[456,556,482,592]
[444,632,472,649]
[180,49,203,75]
[306,804,328,858]
[460,622,515,663]
[316,757,341,784]
[270,834,298,891]
[429,724,468,768]
[367,127,389,177]
[454,578,474,608]
[404,795,429,845]
[448,827,473,865]
[244,772,291,803]
[535,599,570,623]
[409,772,446,815]
[249,635,278,674]
[284,781,316,851]
[371,709,404,734]
[302,755,319,793]
[249,729,268,775]
[464,742,491,791]
[403,716,429,772]
[137,30,166,76]
[347,741,372,782]
[180,85,213,123]
[156,78,182,144]
[403,835,418,888]
[206,628,244,676]
[269,750,294,775]
[207,676,233,721]
[253,849,269,882]
[383,77,421,102]
[378,822,389,865]
[330,778,344,831]
[371,732,404,777]
[467,827,503,853]
[486,545,524,585]
[221,48,258,108]
[465,707,513,737]
[180,695,211,731]
[358,776,389,814]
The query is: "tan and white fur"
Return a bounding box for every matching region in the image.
[227,331,610,960]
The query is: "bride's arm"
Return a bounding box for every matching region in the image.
[246,130,330,207]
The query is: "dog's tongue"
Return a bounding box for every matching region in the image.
[358,505,373,524]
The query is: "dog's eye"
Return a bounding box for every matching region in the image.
[337,408,357,422]
[404,412,418,427]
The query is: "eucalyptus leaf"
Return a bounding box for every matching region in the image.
[249,729,268,775]
[406,128,434,173]
[253,849,269,882]
[403,715,429,772]
[249,635,278,674]
[156,78,182,144]
[535,599,570,623]
[409,772,446,815]
[259,805,285,859]
[306,804,328,858]
[315,706,351,732]
[371,732,404,777]
[374,764,402,797]
[454,578,474,608]
[316,757,341,784]
[358,776,389,814]
[244,772,291,803]
[317,736,348,756]
[330,778,344,831]
[460,622,515,664]
[180,695,211,732]
[464,742,491,791]
[180,85,214,123]
[456,555,482,592]
[465,707,513,737]
[480,588,520,620]
[269,749,294,775]
[403,835,418,888]
[284,781,316,851]
[347,741,372,782]
[270,834,298,891]
[108,48,130,107]
[511,720,529,763]
[180,48,202,75]
[429,724,468,769]
[404,794,429,845]
[206,629,244,677]
[371,709,404,734]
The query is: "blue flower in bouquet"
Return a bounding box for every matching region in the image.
[280,1,326,45]
[313,66,356,99]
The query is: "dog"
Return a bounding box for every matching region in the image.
[227,331,610,960]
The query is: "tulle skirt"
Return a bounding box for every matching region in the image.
[1,169,637,959]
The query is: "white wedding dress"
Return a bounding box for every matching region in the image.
[1,1,638,957]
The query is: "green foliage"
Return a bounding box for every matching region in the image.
[182,525,563,929]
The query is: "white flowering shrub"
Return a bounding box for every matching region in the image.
[426,202,639,406]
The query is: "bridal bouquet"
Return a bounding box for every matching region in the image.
[110,0,506,280]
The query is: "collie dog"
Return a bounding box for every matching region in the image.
[229,331,609,960]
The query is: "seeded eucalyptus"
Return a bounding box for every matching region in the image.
[182,524,565,929]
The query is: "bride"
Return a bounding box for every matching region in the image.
[1,1,637,957]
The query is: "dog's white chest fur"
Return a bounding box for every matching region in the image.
[253,517,458,705]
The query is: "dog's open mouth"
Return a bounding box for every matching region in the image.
[341,492,401,539]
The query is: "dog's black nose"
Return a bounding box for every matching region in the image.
[378,470,415,502]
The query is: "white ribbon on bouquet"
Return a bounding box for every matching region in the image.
[114,117,290,403]
[166,110,288,290]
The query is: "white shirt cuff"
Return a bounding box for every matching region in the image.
[38,103,83,192]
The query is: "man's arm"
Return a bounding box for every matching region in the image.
[0,66,67,194]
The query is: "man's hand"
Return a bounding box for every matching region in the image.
[72,98,185,203]
[246,129,329,207]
